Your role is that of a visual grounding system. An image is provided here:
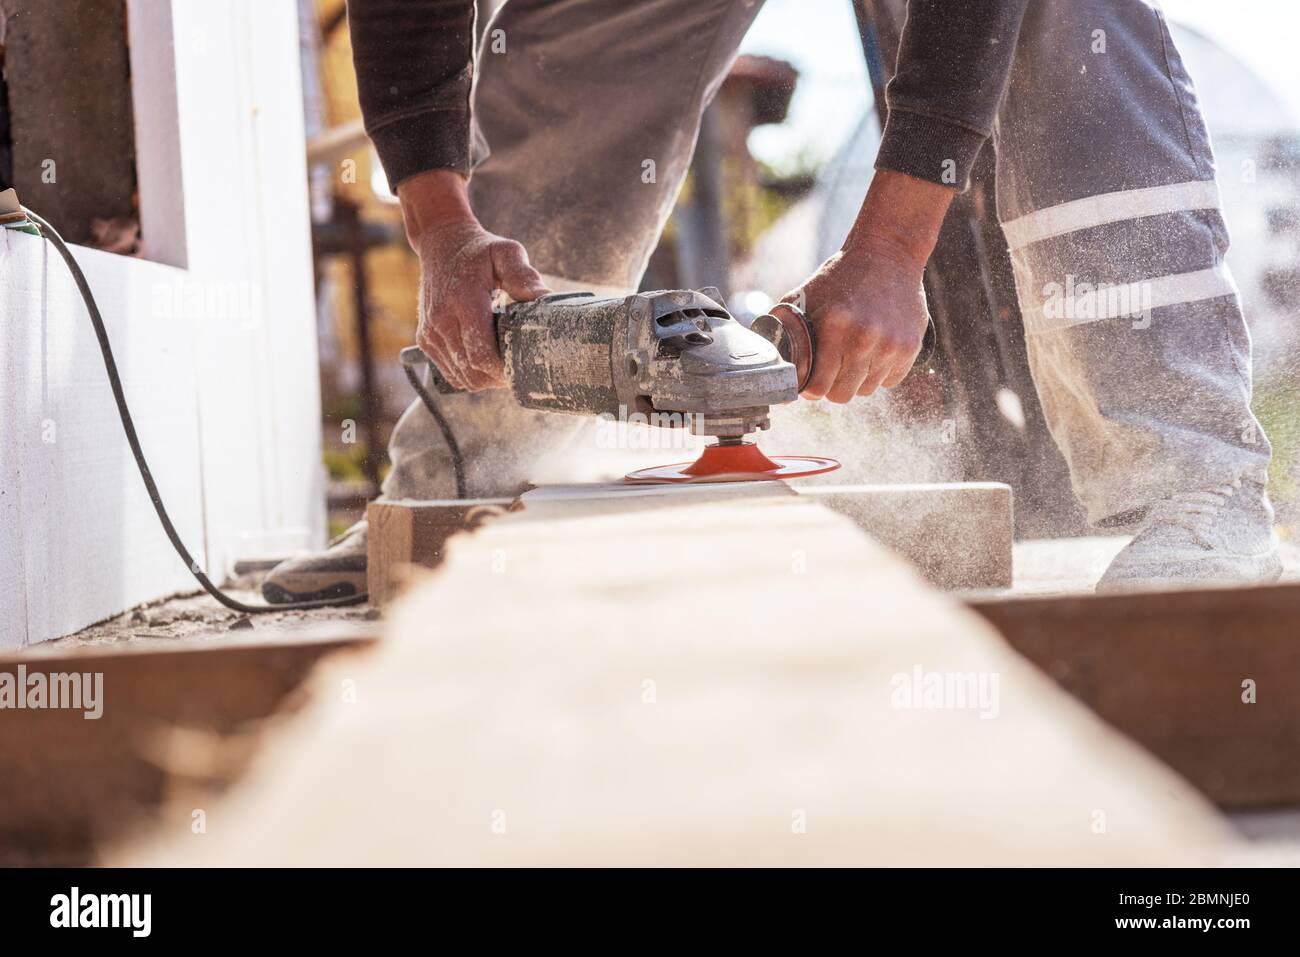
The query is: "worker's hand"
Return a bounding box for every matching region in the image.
[782,169,953,403]
[782,248,931,402]
[411,221,550,391]
[398,170,550,391]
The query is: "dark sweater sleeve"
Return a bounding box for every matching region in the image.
[347,0,477,188]
[875,0,1030,191]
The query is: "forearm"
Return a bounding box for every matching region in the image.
[844,169,954,269]
[875,0,1030,191]
[347,0,477,187]
[397,169,477,248]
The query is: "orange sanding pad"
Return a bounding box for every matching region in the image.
[624,441,840,484]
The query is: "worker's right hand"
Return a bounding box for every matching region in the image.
[398,170,550,391]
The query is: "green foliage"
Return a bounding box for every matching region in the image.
[1253,375,1300,503]
[328,516,356,540]
[322,394,368,423]
[322,443,370,482]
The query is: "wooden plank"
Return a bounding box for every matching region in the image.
[129,496,1231,866]
[518,480,1012,588]
[366,485,794,606]
[971,582,1300,809]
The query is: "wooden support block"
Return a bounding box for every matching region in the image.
[798,482,1013,589]
[367,485,792,605]
[130,495,1231,866]
[366,498,511,605]
[395,481,1008,593]
[971,582,1300,809]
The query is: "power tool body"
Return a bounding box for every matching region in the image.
[401,286,885,482]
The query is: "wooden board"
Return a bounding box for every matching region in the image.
[367,480,1012,604]
[128,495,1231,866]
[971,581,1300,809]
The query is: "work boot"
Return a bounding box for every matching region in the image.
[262,521,368,604]
[1096,478,1282,593]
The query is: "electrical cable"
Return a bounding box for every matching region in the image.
[24,207,368,611]
[401,363,467,500]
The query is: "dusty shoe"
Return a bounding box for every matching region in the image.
[1097,478,1282,593]
[262,521,368,604]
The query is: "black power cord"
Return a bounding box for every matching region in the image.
[401,363,467,500]
[24,208,367,611]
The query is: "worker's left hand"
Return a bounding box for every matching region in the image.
[397,169,550,392]
[781,246,931,402]
[781,168,953,403]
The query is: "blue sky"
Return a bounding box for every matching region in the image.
[739,0,1300,173]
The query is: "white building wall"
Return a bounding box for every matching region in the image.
[0,0,325,647]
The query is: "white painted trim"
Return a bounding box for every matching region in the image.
[1001,180,1223,251]
[127,0,188,267]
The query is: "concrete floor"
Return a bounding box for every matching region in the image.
[47,533,1300,647]
[43,586,376,653]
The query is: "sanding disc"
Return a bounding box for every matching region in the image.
[624,441,840,484]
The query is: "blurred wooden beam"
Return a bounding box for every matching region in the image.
[0,628,376,864]
[972,582,1300,808]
